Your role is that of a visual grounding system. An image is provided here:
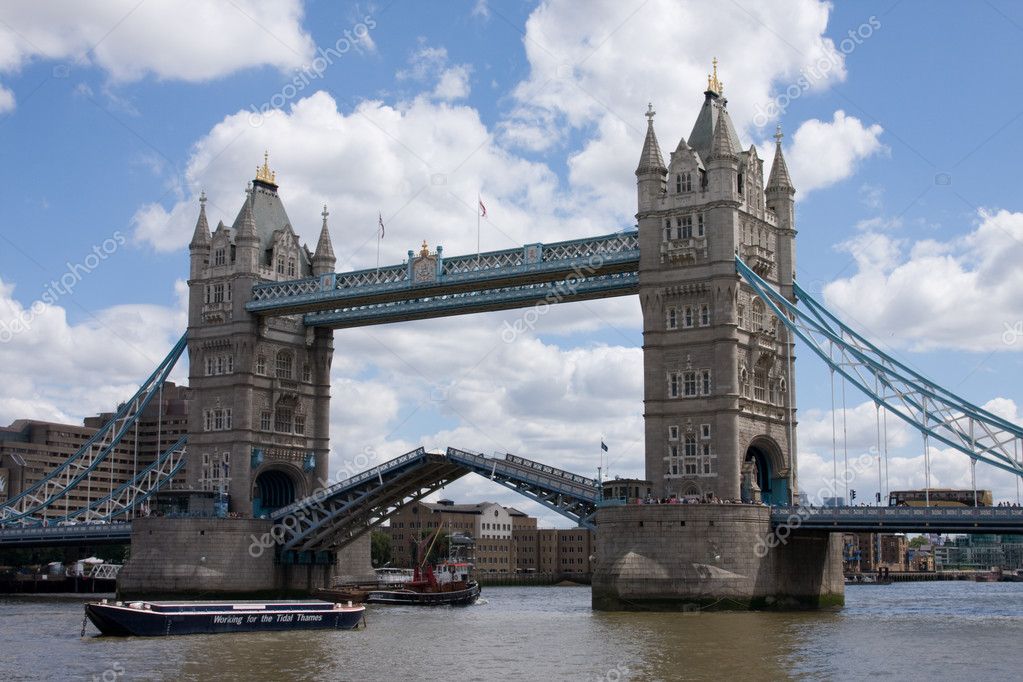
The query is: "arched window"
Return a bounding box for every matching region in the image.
[676,174,682,193]
[740,368,750,398]
[275,406,293,432]
[275,351,293,379]
[751,299,765,330]
[753,368,767,401]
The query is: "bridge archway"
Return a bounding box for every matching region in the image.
[253,466,303,518]
[743,437,788,505]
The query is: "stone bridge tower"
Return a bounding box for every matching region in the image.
[186,155,335,516]
[637,64,798,504]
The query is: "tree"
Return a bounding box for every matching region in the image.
[908,535,929,548]
[370,530,392,568]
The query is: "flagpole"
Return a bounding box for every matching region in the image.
[376,212,382,276]
[476,191,481,270]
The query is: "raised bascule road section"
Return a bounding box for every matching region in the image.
[2,65,1021,609]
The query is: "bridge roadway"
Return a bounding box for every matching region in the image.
[3,505,1018,552]
[771,505,1023,534]
[0,522,133,548]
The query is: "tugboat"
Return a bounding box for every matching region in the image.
[365,561,480,606]
[364,526,480,606]
[83,599,366,636]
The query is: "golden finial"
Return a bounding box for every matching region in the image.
[420,240,430,257]
[707,58,722,95]
[255,150,276,184]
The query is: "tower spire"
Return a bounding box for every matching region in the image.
[236,182,258,243]
[312,203,336,275]
[767,124,794,191]
[706,57,723,96]
[255,150,277,188]
[189,190,211,249]
[708,106,738,161]
[635,102,666,175]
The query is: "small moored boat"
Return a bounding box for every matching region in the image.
[84,599,366,636]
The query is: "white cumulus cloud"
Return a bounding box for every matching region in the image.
[823,208,1023,351]
[785,110,886,196]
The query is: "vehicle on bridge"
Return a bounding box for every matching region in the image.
[888,489,992,508]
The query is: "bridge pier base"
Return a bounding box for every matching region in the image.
[117,518,374,599]
[591,505,844,611]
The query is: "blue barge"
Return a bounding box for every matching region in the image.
[84,599,366,636]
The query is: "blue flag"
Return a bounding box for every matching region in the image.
[600,441,608,452]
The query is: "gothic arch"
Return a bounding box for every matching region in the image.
[743,435,788,505]
[252,462,306,517]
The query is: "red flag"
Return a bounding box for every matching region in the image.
[478,199,487,218]
[378,212,385,238]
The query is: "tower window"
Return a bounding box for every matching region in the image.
[260,410,271,431]
[701,370,711,395]
[754,368,767,402]
[684,434,697,457]
[669,373,680,398]
[294,414,305,435]
[275,407,293,433]
[255,355,267,375]
[303,363,312,382]
[664,218,671,242]
[697,213,705,237]
[683,306,694,328]
[678,215,693,239]
[701,424,711,439]
[275,351,293,379]
[667,307,677,330]
[737,305,746,329]
[752,299,765,330]
[669,425,679,441]
[213,283,224,303]
[678,172,692,193]
[683,371,697,397]
[700,304,710,326]
[276,256,285,274]
[214,249,226,266]
[740,368,751,398]
[288,258,296,277]
[676,174,681,193]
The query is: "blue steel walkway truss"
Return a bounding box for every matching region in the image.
[246,231,640,327]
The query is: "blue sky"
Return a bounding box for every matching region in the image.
[1,1,1022,525]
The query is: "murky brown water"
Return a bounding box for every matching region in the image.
[2,582,1022,680]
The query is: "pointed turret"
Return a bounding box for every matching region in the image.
[190,191,211,249]
[234,182,259,273]
[766,125,797,299]
[708,107,739,161]
[766,125,794,192]
[636,103,667,214]
[312,204,336,276]
[236,184,258,243]
[636,103,667,176]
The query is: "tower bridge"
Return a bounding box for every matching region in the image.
[2,65,1021,608]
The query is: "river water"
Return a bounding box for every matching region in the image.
[2,582,1022,681]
